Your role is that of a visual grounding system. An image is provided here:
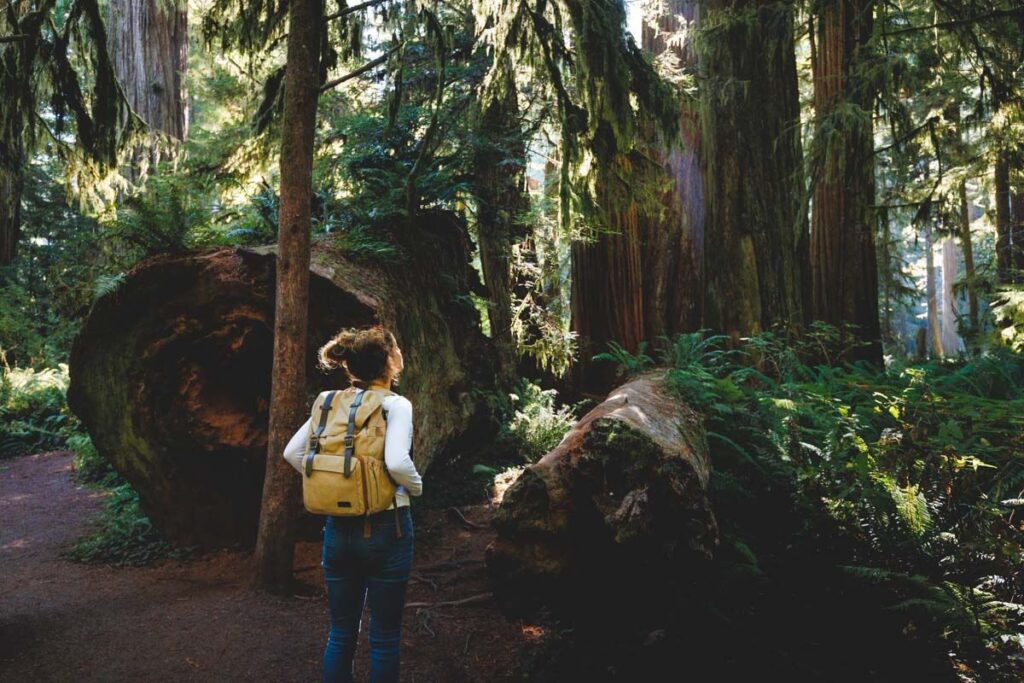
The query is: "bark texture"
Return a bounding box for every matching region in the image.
[809,0,882,363]
[0,166,21,266]
[253,0,321,592]
[67,218,495,548]
[700,0,809,337]
[108,0,188,171]
[487,371,717,617]
[994,153,1011,284]
[940,237,962,355]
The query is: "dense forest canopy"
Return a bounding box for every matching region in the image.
[2,0,1024,679]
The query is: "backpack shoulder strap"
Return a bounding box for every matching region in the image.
[342,388,366,478]
[304,390,337,476]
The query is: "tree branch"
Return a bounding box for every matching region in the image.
[324,0,388,23]
[884,8,1024,37]
[318,46,397,93]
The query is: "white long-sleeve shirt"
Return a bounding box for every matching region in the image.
[283,393,423,507]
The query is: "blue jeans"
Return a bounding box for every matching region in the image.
[321,507,414,683]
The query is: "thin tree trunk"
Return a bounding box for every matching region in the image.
[925,220,941,357]
[809,0,882,363]
[700,0,808,336]
[108,0,188,177]
[253,0,322,593]
[957,180,978,334]
[940,237,961,355]
[994,153,1011,285]
[1012,190,1024,284]
[473,64,527,388]
[0,166,21,266]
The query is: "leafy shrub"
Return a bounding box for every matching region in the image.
[65,482,190,566]
[500,379,578,462]
[0,364,78,457]
[67,432,120,487]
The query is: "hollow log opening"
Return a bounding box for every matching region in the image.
[68,249,377,547]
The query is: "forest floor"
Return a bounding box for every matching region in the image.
[0,451,535,682]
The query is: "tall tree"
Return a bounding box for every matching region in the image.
[940,236,962,354]
[699,0,808,336]
[473,61,528,388]
[994,151,1012,284]
[1,0,140,266]
[107,0,189,176]
[639,0,703,339]
[809,0,881,363]
[253,0,322,593]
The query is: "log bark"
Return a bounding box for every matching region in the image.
[487,371,717,618]
[67,213,496,547]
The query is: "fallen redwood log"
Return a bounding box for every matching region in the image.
[486,370,717,617]
[67,211,495,547]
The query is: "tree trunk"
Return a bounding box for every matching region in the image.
[994,153,1011,285]
[640,0,704,340]
[0,166,21,266]
[699,0,808,337]
[925,220,941,357]
[940,237,962,355]
[1012,190,1024,283]
[809,0,882,364]
[67,217,496,550]
[569,186,646,396]
[958,180,978,334]
[473,65,528,389]
[107,0,188,174]
[253,0,323,592]
[487,371,717,619]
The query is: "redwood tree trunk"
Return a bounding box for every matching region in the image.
[925,220,940,357]
[700,0,808,336]
[107,0,188,173]
[640,0,704,339]
[569,186,646,395]
[254,0,322,593]
[810,0,882,364]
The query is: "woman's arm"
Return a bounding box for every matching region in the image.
[384,396,423,496]
[282,417,312,474]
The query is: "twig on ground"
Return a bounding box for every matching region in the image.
[447,507,488,529]
[410,572,438,590]
[417,558,483,573]
[405,592,491,609]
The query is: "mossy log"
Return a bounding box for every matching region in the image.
[486,371,717,617]
[67,211,495,547]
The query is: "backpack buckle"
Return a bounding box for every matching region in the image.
[344,434,354,447]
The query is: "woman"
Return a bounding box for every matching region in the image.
[283,325,423,683]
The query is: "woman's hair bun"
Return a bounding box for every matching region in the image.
[317,325,399,386]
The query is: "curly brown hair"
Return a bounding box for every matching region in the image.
[318,324,399,388]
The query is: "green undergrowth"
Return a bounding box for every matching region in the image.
[0,364,78,458]
[65,433,189,567]
[419,379,581,510]
[597,328,1024,680]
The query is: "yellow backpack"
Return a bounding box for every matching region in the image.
[301,387,400,535]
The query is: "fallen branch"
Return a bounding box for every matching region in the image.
[410,572,438,590]
[447,506,488,529]
[405,592,491,609]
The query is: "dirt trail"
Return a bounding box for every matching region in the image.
[0,451,530,681]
